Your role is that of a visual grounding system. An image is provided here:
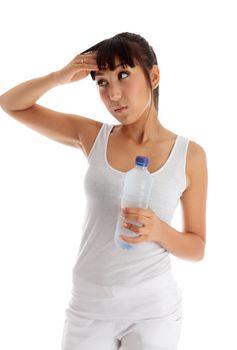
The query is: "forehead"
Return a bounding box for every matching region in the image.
[95,63,125,77]
[95,53,136,76]
[95,60,141,78]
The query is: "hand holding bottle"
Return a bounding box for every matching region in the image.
[114,156,153,250]
[119,206,162,244]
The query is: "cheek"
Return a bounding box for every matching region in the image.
[127,79,149,99]
[98,89,108,102]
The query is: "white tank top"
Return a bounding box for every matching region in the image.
[66,123,190,321]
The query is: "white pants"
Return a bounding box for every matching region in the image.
[61,303,182,350]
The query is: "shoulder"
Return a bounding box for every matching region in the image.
[187,140,207,167]
[79,119,104,156]
[186,140,208,189]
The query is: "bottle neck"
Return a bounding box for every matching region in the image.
[135,164,148,170]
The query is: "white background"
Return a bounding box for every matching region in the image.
[0,0,237,349]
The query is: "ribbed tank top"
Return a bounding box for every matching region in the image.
[66,123,190,321]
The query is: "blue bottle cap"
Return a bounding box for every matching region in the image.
[135,156,149,167]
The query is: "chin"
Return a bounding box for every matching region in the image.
[122,117,139,125]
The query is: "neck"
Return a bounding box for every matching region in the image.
[120,106,162,144]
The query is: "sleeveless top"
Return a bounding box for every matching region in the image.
[66,123,190,322]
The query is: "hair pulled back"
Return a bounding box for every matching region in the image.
[81,32,159,112]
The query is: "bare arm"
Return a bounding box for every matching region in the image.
[155,141,208,261]
[0,72,58,111]
[0,52,99,148]
[0,51,98,111]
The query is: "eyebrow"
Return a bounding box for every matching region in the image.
[95,63,125,77]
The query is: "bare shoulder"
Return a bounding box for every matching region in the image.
[187,140,207,168]
[79,118,103,157]
[186,140,208,189]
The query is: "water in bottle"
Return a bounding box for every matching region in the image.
[114,156,153,250]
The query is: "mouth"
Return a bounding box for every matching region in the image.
[114,106,128,112]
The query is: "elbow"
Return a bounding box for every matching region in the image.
[191,252,204,263]
[195,252,205,262]
[193,240,206,262]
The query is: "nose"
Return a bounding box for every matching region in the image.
[109,83,122,101]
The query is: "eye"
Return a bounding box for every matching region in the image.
[118,71,129,79]
[96,79,107,87]
[96,71,129,87]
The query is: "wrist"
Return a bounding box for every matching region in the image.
[51,71,64,86]
[154,219,167,245]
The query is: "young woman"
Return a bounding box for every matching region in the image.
[0,32,208,350]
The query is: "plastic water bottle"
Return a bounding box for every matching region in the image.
[114,156,153,250]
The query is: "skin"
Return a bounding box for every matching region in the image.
[95,57,208,262]
[0,52,207,262]
[95,59,160,144]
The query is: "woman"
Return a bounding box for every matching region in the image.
[0,32,208,349]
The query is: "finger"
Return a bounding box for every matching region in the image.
[119,234,144,243]
[82,51,97,56]
[83,66,99,72]
[123,213,147,227]
[75,53,97,62]
[79,56,97,63]
[80,52,97,59]
[76,52,97,60]
[76,58,98,68]
[122,207,152,218]
[122,221,145,235]
[74,60,99,70]
[76,58,98,65]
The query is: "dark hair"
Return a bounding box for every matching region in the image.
[81,32,159,112]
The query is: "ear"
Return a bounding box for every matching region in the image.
[150,65,160,89]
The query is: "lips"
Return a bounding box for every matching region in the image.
[114,106,127,112]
